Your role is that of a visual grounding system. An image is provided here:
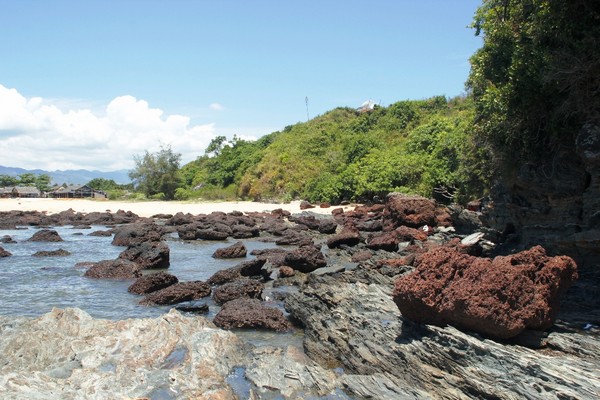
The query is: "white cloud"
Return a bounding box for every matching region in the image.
[209,102,224,111]
[0,84,217,171]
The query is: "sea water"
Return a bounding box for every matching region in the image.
[0,225,277,320]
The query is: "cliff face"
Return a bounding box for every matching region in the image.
[482,123,600,311]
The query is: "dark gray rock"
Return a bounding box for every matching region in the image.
[84,259,142,279]
[128,272,179,295]
[27,229,63,242]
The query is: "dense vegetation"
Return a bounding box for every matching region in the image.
[177,96,486,205]
[0,173,52,191]
[467,0,600,168]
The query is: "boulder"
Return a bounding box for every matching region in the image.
[366,231,400,252]
[32,249,71,257]
[213,298,291,332]
[231,224,260,239]
[88,230,113,237]
[128,272,179,295]
[284,245,327,273]
[27,229,63,242]
[0,246,11,257]
[1,235,16,243]
[278,266,296,278]
[318,218,338,234]
[196,228,230,241]
[140,281,211,306]
[207,259,267,285]
[118,241,170,269]
[393,245,578,339]
[111,223,163,246]
[300,200,315,210]
[326,227,361,249]
[84,259,142,279]
[384,193,436,228]
[213,279,264,305]
[213,241,247,259]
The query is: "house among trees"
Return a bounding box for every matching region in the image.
[357,99,376,113]
[50,184,107,199]
[0,186,41,198]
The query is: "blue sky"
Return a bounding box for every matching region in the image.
[0,0,482,171]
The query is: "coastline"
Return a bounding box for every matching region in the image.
[0,197,350,218]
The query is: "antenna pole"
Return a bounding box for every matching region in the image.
[305,96,310,121]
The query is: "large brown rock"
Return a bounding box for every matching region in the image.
[27,229,64,242]
[84,259,142,279]
[284,245,327,273]
[128,272,179,295]
[111,223,163,246]
[326,227,361,249]
[384,193,436,229]
[212,241,247,259]
[213,279,264,305]
[393,246,578,339]
[118,241,170,269]
[0,246,11,257]
[140,281,211,305]
[213,298,291,332]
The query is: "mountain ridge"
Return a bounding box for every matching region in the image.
[0,165,131,185]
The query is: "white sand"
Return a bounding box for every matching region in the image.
[0,198,353,218]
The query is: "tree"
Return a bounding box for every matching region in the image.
[87,178,120,191]
[467,0,600,165]
[129,145,182,200]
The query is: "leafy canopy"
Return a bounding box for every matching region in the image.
[129,145,182,200]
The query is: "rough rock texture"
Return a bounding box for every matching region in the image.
[83,259,142,279]
[279,266,296,278]
[140,281,211,305]
[32,249,71,257]
[213,298,291,332]
[128,272,179,295]
[212,241,247,259]
[117,241,170,269]
[0,246,11,257]
[111,222,163,246]
[207,258,267,286]
[213,279,264,305]
[284,245,327,273]
[285,272,600,399]
[326,227,361,249]
[26,229,64,242]
[393,246,578,339]
[1,235,16,243]
[0,308,338,399]
[384,193,437,229]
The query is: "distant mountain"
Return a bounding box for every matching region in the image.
[0,166,131,185]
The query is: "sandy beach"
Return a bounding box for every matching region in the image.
[0,197,351,218]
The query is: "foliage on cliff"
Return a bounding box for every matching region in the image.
[179,96,486,204]
[467,0,600,167]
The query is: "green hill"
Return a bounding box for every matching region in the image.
[178,95,487,205]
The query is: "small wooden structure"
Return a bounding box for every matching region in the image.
[50,185,106,199]
[0,186,41,198]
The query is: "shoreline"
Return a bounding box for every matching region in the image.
[0,197,351,218]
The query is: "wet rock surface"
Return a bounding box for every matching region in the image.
[139,281,211,306]
[214,298,292,332]
[127,272,179,295]
[213,241,247,259]
[117,240,170,269]
[26,229,64,242]
[32,248,71,257]
[213,279,264,305]
[83,259,142,279]
[0,246,11,257]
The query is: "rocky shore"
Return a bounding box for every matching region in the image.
[0,194,599,399]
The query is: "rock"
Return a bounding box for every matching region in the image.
[252,248,288,267]
[275,231,314,246]
[195,228,230,241]
[27,229,64,242]
[118,241,170,269]
[111,222,163,246]
[300,200,315,210]
[1,235,16,243]
[393,245,578,339]
[213,298,291,332]
[213,241,247,259]
[0,308,247,398]
[384,193,436,228]
[366,231,400,251]
[326,227,361,249]
[284,245,327,273]
[318,218,338,234]
[32,249,71,257]
[285,272,600,399]
[128,272,179,295]
[83,259,142,279]
[231,224,260,239]
[213,279,264,305]
[0,246,11,257]
[88,230,113,237]
[140,281,211,305]
[279,266,296,278]
[207,259,267,285]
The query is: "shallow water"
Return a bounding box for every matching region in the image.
[0,225,277,320]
